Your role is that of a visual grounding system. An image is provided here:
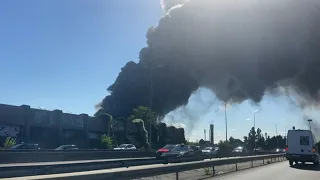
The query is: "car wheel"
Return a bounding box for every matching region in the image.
[289,160,293,166]
[301,161,305,165]
[313,161,319,166]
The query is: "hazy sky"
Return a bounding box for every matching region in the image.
[0,0,318,143]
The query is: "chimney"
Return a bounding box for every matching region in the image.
[210,124,214,145]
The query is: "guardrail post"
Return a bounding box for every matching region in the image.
[212,166,215,176]
[235,163,238,171]
[263,159,264,165]
[175,172,179,180]
[251,160,253,167]
[278,157,279,162]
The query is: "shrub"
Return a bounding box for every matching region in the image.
[100,134,113,149]
[3,137,16,149]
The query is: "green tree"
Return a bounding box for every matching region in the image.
[217,140,233,156]
[100,134,113,149]
[247,127,256,150]
[128,106,157,125]
[256,128,266,148]
[3,137,16,149]
[229,136,243,148]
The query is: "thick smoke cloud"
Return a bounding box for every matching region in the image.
[98,0,320,118]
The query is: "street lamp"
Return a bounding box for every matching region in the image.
[224,101,228,142]
[251,109,259,149]
[275,123,279,149]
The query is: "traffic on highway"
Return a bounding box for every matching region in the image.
[2,0,320,179]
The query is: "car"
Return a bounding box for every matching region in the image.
[160,144,202,160]
[10,143,40,150]
[201,146,219,158]
[232,146,247,154]
[156,144,177,157]
[55,145,78,150]
[113,144,137,151]
[286,129,319,166]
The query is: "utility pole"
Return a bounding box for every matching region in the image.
[148,67,153,148]
[224,101,228,142]
[276,123,279,149]
[204,129,206,142]
[254,113,256,149]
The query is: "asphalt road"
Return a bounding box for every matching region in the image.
[214,161,320,180]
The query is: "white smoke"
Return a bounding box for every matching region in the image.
[160,0,188,13]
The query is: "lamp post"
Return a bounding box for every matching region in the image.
[275,123,279,149]
[251,109,259,149]
[224,101,228,142]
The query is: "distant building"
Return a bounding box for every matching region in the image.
[0,104,108,148]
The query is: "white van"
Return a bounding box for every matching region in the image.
[286,129,319,166]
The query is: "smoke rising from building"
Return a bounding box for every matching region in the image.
[98,0,320,121]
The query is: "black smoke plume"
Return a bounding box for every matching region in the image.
[98,0,320,118]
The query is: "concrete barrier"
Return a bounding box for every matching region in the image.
[0,151,157,163]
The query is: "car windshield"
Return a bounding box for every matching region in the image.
[56,146,66,149]
[172,145,188,151]
[10,144,22,149]
[163,144,176,149]
[235,147,243,150]
[117,144,127,148]
[203,147,213,150]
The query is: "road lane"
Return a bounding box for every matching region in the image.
[214,162,320,180]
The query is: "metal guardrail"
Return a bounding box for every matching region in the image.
[6,153,286,180]
[0,149,281,164]
[0,151,157,164]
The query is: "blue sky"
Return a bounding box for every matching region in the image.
[0,0,318,143]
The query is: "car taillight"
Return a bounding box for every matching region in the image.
[312,146,316,153]
[285,145,288,152]
[158,148,169,153]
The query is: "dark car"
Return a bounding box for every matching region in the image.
[160,144,202,160]
[232,146,247,156]
[10,143,40,150]
[202,146,219,158]
[156,144,177,157]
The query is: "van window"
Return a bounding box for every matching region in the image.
[300,136,309,145]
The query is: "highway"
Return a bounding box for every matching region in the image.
[214,162,320,180]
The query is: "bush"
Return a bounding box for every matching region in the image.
[100,134,113,149]
[3,137,16,149]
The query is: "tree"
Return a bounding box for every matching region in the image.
[256,128,266,148]
[100,134,113,149]
[247,127,256,150]
[229,136,243,148]
[3,137,16,149]
[199,139,206,146]
[128,106,157,125]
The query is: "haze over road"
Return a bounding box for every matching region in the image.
[214,162,320,180]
